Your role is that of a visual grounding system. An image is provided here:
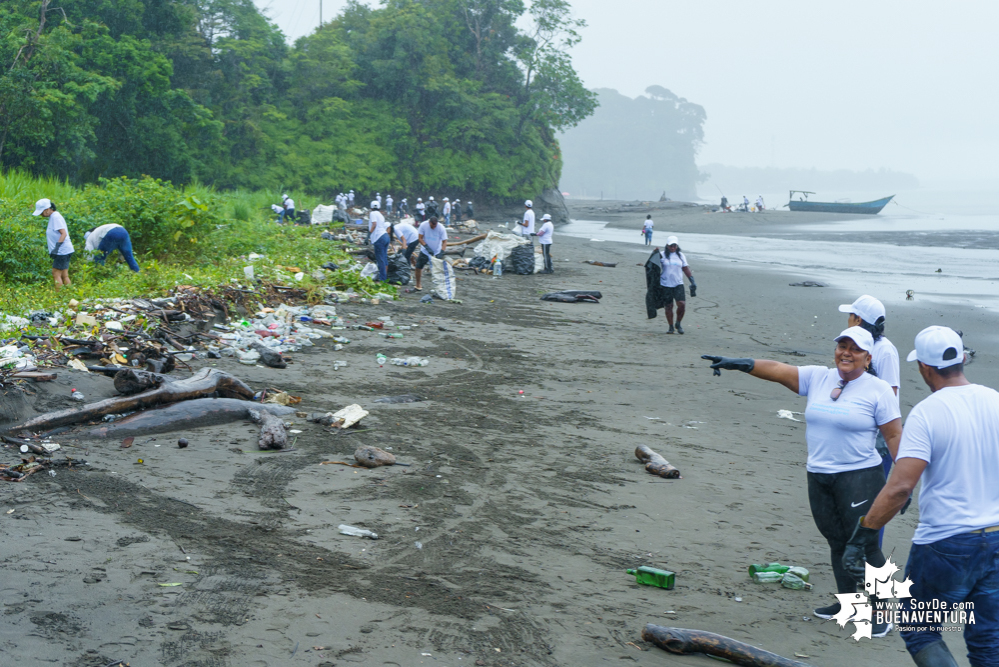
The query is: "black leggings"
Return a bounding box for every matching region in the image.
[542,244,553,272]
[807,464,887,594]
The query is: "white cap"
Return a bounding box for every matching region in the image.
[525,199,533,208]
[838,295,886,325]
[417,197,423,202]
[541,213,552,221]
[32,198,52,216]
[666,235,679,246]
[282,193,288,199]
[371,201,380,209]
[835,326,875,353]
[429,196,435,201]
[443,197,449,201]
[907,326,964,368]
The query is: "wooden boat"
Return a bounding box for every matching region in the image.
[786,191,894,215]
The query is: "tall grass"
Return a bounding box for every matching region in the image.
[0,169,78,208]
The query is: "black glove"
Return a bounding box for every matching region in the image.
[843,517,880,585]
[689,282,697,297]
[701,355,755,376]
[900,495,912,515]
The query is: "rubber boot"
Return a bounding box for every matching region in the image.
[912,641,958,667]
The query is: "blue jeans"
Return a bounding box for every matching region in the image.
[373,235,390,282]
[279,208,294,224]
[97,227,140,272]
[444,213,451,226]
[644,230,652,245]
[899,530,999,664]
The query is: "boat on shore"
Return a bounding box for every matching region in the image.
[786,191,894,215]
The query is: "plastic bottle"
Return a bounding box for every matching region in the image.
[379,332,403,339]
[364,321,384,329]
[780,573,813,590]
[748,562,790,576]
[626,566,675,590]
[493,258,503,276]
[376,353,387,367]
[70,389,85,402]
[751,571,784,583]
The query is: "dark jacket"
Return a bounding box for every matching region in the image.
[644,249,670,318]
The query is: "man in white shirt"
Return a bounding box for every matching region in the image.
[519,200,535,240]
[442,197,451,226]
[385,194,394,216]
[843,326,999,667]
[84,223,140,272]
[452,199,462,222]
[641,215,653,245]
[368,201,390,281]
[415,198,426,221]
[414,216,447,291]
[537,213,554,273]
[347,190,354,207]
[280,194,295,224]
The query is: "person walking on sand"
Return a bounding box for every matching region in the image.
[442,197,451,226]
[368,200,390,282]
[537,213,554,273]
[519,200,536,241]
[655,236,697,334]
[414,216,447,291]
[842,326,999,667]
[702,326,902,639]
[453,199,462,223]
[34,198,74,289]
[642,215,654,245]
[84,224,140,272]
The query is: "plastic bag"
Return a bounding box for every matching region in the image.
[508,243,535,275]
[360,263,378,279]
[387,253,411,285]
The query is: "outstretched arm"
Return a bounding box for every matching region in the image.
[701,356,799,393]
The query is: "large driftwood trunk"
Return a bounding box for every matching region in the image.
[5,368,254,434]
[642,625,812,667]
[89,398,296,438]
[635,445,681,479]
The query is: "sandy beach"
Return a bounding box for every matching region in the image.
[2,206,995,666]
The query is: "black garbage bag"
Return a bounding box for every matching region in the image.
[387,253,411,285]
[508,243,535,275]
[541,290,602,303]
[296,209,311,226]
[469,256,491,271]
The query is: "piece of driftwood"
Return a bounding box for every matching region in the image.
[10,371,56,381]
[249,408,288,450]
[584,260,617,267]
[354,446,396,468]
[89,398,296,438]
[5,368,254,434]
[447,233,487,247]
[642,625,812,667]
[635,445,681,479]
[113,369,169,395]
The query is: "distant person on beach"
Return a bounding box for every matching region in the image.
[392,219,420,265]
[442,198,451,226]
[654,236,696,334]
[84,224,140,272]
[466,201,474,219]
[414,216,447,291]
[720,196,730,211]
[452,199,462,223]
[537,213,554,273]
[33,198,74,289]
[385,194,394,216]
[756,195,765,211]
[702,326,901,638]
[641,215,654,245]
[842,326,999,667]
[415,198,426,220]
[368,200,390,281]
[280,194,295,224]
[519,200,536,240]
[740,195,750,212]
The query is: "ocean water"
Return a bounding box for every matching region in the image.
[562,188,999,315]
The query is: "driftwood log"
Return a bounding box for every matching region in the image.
[113,369,169,395]
[248,408,288,450]
[447,233,487,247]
[89,398,296,438]
[642,625,812,667]
[354,446,396,468]
[635,445,681,479]
[5,368,254,434]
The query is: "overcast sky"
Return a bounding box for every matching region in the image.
[256,0,998,183]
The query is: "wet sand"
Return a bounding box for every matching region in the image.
[2,217,994,666]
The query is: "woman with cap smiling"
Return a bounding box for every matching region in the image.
[702,326,902,637]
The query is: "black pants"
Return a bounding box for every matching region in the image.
[403,240,419,261]
[541,243,553,272]
[807,464,887,594]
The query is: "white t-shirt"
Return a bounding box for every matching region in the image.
[643,220,654,232]
[443,202,451,215]
[369,211,389,242]
[284,198,295,210]
[537,221,554,245]
[272,204,284,214]
[797,366,900,474]
[659,251,687,288]
[386,197,393,208]
[394,223,419,245]
[46,211,74,255]
[84,224,122,252]
[418,221,448,256]
[871,336,900,401]
[897,384,999,544]
[521,209,536,236]
[416,202,426,213]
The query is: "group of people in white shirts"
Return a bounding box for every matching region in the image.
[516,199,555,274]
[367,200,448,290]
[702,296,999,664]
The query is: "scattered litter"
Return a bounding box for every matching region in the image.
[158,583,183,587]
[373,394,423,403]
[627,566,675,589]
[354,446,396,468]
[541,290,602,303]
[584,260,617,267]
[338,524,378,539]
[177,438,189,449]
[777,410,803,422]
[414,541,423,549]
[635,445,681,479]
[68,359,89,372]
[263,391,301,406]
[788,281,827,287]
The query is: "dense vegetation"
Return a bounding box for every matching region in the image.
[558,87,706,201]
[0,0,595,202]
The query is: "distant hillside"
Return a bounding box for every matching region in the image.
[558,87,706,201]
[700,164,920,196]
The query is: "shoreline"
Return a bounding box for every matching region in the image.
[1,227,990,666]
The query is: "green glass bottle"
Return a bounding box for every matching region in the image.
[786,566,809,582]
[626,566,675,590]
[751,571,784,583]
[747,562,791,576]
[780,573,813,590]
